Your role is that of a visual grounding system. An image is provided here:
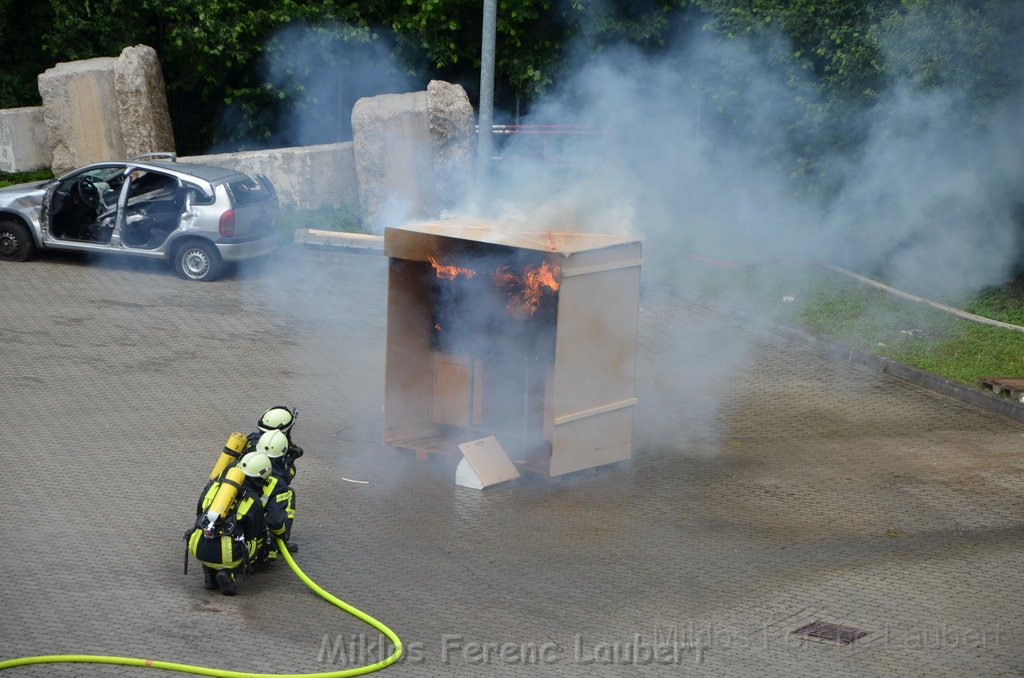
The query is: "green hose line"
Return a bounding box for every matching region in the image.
[0,538,403,677]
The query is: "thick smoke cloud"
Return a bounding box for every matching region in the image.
[247,9,1023,304]
[251,7,1024,463]
[218,24,416,150]
[445,8,1024,454]
[826,85,1024,299]
[477,10,1024,303]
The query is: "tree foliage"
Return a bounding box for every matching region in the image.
[0,0,61,107]
[872,0,1023,121]
[0,0,1018,162]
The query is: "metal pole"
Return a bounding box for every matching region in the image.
[477,0,497,198]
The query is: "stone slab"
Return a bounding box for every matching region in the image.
[114,44,175,159]
[0,107,51,173]
[294,228,384,250]
[38,56,124,175]
[37,44,175,175]
[352,81,474,229]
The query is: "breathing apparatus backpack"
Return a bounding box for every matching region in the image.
[196,432,250,536]
[182,433,263,576]
[210,432,248,481]
[185,474,268,576]
[198,466,246,536]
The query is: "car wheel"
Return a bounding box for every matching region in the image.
[174,240,222,281]
[0,218,35,262]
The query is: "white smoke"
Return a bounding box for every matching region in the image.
[474,9,1024,303]
[258,24,416,148]
[446,7,1024,453]
[250,7,1024,464]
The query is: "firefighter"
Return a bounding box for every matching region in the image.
[246,405,303,481]
[252,429,297,550]
[188,451,281,595]
[256,471,293,565]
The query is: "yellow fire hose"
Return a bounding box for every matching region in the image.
[0,539,403,677]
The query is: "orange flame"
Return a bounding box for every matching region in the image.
[493,261,561,318]
[429,256,476,280]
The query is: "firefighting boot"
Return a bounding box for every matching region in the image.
[216,569,237,596]
[286,541,299,553]
[202,566,219,590]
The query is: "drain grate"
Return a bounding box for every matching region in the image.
[792,620,868,645]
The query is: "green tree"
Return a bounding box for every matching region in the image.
[356,0,570,111]
[690,0,888,191]
[6,0,1018,162]
[4,0,690,146]
[688,0,1020,189]
[871,0,1023,124]
[0,0,58,107]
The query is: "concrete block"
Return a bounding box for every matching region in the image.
[183,142,359,211]
[427,80,475,213]
[114,45,175,159]
[0,107,51,173]
[38,56,124,176]
[38,44,175,176]
[352,90,435,229]
[352,81,475,230]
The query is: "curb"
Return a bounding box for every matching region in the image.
[771,323,1024,424]
[294,228,384,252]
[665,288,1024,426]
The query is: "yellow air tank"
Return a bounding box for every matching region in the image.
[209,432,248,480]
[202,465,246,534]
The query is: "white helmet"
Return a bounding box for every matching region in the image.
[257,429,288,459]
[239,452,272,479]
[258,406,295,434]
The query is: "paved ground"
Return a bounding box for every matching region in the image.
[1,245,1022,677]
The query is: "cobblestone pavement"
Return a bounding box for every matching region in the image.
[1,247,1022,677]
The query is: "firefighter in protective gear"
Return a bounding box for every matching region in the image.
[253,429,298,552]
[246,405,303,481]
[188,452,283,595]
[255,429,290,480]
[259,406,295,435]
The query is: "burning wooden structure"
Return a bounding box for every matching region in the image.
[384,218,642,477]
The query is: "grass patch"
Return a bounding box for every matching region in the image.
[794,273,1024,384]
[276,205,367,238]
[963,281,1024,325]
[663,258,1024,389]
[0,169,53,187]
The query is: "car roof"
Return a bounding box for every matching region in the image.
[134,161,250,184]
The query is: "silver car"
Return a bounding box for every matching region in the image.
[0,153,279,281]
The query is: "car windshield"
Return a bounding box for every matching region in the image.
[80,166,125,183]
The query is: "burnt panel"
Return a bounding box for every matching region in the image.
[384,219,642,477]
[430,269,558,360]
[428,250,559,445]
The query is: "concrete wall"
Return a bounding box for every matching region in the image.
[183,142,359,211]
[0,107,51,173]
